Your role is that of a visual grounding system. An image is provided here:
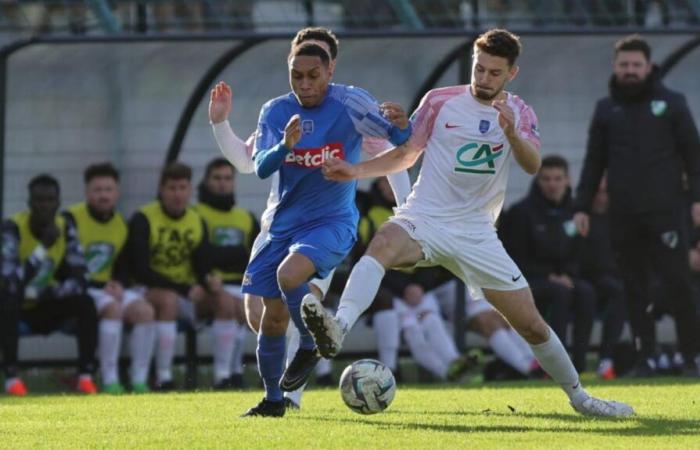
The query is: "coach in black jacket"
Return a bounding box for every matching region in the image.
[574,35,700,376]
[503,156,596,372]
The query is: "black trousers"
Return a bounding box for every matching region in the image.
[611,210,700,361]
[530,276,597,372]
[588,274,627,360]
[1,293,98,377]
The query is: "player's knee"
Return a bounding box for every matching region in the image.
[125,300,155,324]
[276,265,305,292]
[517,318,550,345]
[260,314,287,336]
[365,232,397,265]
[244,295,262,332]
[100,301,122,320]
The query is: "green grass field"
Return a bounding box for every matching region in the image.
[1,378,699,449]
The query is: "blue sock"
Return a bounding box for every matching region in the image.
[281,283,316,350]
[256,333,285,402]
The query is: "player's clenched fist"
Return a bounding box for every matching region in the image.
[283,114,302,150]
[492,99,515,138]
[209,81,232,124]
[322,156,357,182]
[380,102,409,129]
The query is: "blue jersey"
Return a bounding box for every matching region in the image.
[253,83,411,240]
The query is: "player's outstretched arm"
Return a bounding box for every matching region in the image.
[253,114,301,179]
[493,99,541,175]
[322,141,422,182]
[209,82,255,173]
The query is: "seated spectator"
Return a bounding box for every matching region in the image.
[127,162,220,391]
[64,163,156,394]
[578,176,627,379]
[193,158,258,389]
[1,174,98,396]
[501,155,596,372]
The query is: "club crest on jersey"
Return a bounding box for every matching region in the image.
[651,100,667,117]
[454,142,504,175]
[302,119,314,135]
[284,143,344,168]
[478,120,490,134]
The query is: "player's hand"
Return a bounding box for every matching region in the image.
[573,212,590,237]
[205,273,223,293]
[691,202,700,227]
[188,284,207,303]
[380,102,409,129]
[283,114,302,150]
[403,283,425,306]
[548,273,574,290]
[322,156,357,181]
[209,81,232,124]
[104,280,124,302]
[492,99,516,138]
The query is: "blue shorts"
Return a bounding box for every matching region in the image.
[241,222,356,299]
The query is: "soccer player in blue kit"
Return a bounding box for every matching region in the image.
[241,42,412,417]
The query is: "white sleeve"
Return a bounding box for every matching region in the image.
[211,120,255,174]
[362,138,412,206]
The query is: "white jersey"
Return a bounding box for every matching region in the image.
[397,85,540,228]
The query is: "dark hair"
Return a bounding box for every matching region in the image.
[474,28,522,66]
[159,162,192,186]
[84,162,120,184]
[540,155,569,174]
[288,42,331,67]
[28,173,60,195]
[204,157,234,180]
[292,27,338,59]
[614,34,651,61]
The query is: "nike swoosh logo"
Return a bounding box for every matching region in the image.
[512,274,522,282]
[445,123,460,129]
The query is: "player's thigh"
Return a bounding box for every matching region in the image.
[482,286,549,344]
[277,252,317,290]
[367,222,424,268]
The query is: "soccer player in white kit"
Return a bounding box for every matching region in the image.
[303,28,634,418]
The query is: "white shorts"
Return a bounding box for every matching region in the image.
[249,228,334,299]
[389,211,528,299]
[429,280,494,323]
[88,287,145,314]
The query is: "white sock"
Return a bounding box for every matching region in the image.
[212,320,239,383]
[508,328,536,359]
[373,309,400,371]
[336,256,386,330]
[284,389,303,407]
[230,324,248,375]
[529,326,586,403]
[403,325,448,379]
[130,322,156,385]
[422,312,460,363]
[489,328,531,375]
[156,321,177,383]
[98,319,123,385]
[284,324,305,405]
[5,377,20,391]
[315,357,332,376]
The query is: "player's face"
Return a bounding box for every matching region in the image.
[289,55,331,108]
[85,176,119,215]
[300,39,336,76]
[536,167,569,204]
[613,50,652,85]
[28,185,59,227]
[206,166,235,196]
[471,50,517,102]
[159,178,192,216]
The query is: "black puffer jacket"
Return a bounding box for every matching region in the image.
[501,182,579,278]
[575,69,700,215]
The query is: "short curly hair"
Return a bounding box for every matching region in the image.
[474,29,522,66]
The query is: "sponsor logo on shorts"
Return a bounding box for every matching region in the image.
[242,273,253,286]
[284,143,344,168]
[511,274,522,282]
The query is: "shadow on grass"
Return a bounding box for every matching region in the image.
[404,377,700,391]
[293,409,700,437]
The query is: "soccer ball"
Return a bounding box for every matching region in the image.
[339,359,396,415]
